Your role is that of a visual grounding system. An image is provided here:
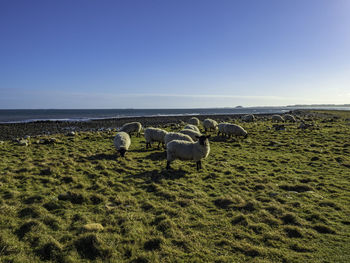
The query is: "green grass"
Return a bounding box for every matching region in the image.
[1,111,350,262]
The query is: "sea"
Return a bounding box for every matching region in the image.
[0,107,349,123]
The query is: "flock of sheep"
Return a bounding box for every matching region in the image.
[113,114,296,171]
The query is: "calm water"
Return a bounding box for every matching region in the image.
[0,107,349,123]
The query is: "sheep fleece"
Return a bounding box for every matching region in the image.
[114,132,131,150]
[144,128,168,143]
[167,140,210,162]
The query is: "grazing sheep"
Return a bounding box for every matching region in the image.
[164,132,193,147]
[284,114,296,122]
[144,127,168,149]
[113,132,131,157]
[166,135,211,171]
[203,118,218,132]
[272,115,284,122]
[119,122,142,137]
[184,124,200,133]
[224,124,248,138]
[188,117,200,126]
[241,114,256,122]
[217,123,229,137]
[180,129,202,141]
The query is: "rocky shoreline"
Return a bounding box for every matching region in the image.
[0,112,301,141]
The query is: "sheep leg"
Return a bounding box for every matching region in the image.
[196,160,202,171]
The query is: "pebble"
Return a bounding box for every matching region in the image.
[83,223,104,231]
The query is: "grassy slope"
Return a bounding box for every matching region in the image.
[0,111,350,263]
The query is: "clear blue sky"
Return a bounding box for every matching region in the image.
[1,0,349,108]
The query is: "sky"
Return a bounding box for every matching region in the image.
[0,0,349,109]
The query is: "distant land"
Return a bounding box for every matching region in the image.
[286,104,350,107]
[236,104,350,109]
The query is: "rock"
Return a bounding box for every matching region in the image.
[83,223,104,232]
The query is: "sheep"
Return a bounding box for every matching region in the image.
[284,114,296,122]
[119,122,142,137]
[224,124,248,138]
[164,132,193,147]
[217,123,229,137]
[184,124,200,132]
[203,118,218,132]
[272,114,284,122]
[166,135,211,171]
[241,114,256,122]
[113,132,131,157]
[179,129,202,141]
[144,127,168,149]
[188,117,200,126]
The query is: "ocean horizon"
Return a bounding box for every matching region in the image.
[1,106,349,124]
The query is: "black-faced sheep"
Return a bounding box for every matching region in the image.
[188,117,200,126]
[203,119,218,132]
[114,132,131,157]
[166,135,211,171]
[119,122,142,137]
[144,127,168,149]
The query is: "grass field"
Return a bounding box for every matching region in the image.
[1,111,350,262]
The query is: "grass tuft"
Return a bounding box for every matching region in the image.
[74,234,111,260]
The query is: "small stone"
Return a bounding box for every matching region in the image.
[83,223,104,232]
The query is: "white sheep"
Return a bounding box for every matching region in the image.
[203,118,218,132]
[113,132,131,157]
[241,114,256,122]
[164,132,193,146]
[166,135,211,171]
[284,114,296,122]
[188,117,200,126]
[180,129,202,141]
[119,122,142,137]
[217,123,229,137]
[272,114,284,122]
[224,124,248,138]
[144,127,168,149]
[184,124,200,132]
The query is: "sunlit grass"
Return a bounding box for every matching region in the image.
[0,111,350,262]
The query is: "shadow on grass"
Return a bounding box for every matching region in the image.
[83,153,117,161]
[131,145,165,153]
[130,168,187,183]
[146,151,167,161]
[211,136,239,143]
